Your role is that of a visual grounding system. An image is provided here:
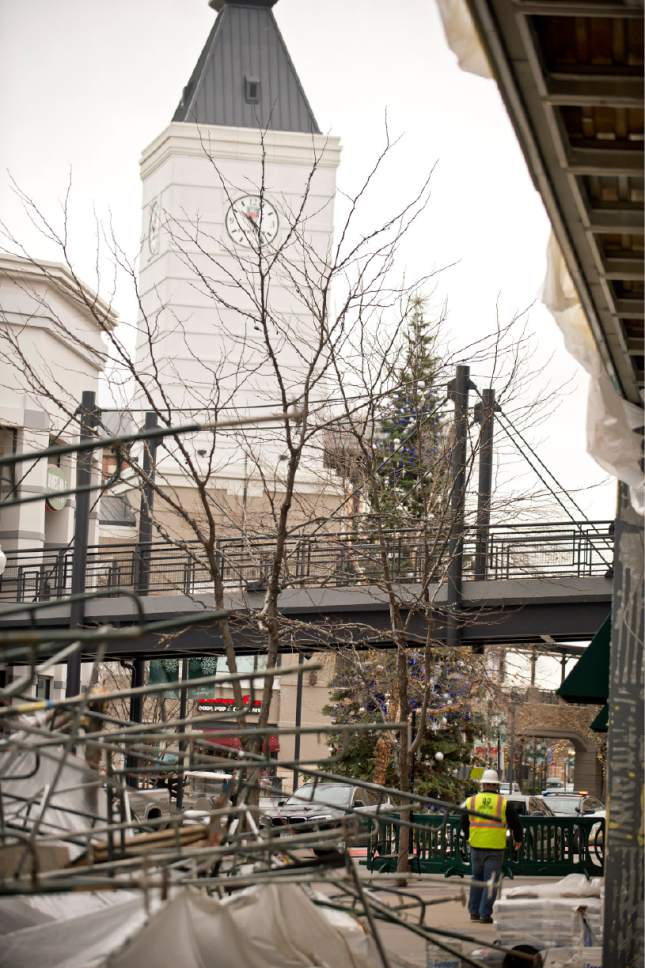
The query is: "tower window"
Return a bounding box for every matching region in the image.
[244,76,260,104]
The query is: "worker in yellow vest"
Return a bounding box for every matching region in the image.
[460,769,523,923]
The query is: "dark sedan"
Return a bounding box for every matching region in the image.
[259,781,390,852]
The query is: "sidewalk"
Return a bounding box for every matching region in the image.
[363,878,495,965]
[356,874,561,965]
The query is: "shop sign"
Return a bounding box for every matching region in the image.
[46,466,67,511]
[198,696,262,715]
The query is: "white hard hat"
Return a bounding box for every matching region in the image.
[480,769,500,785]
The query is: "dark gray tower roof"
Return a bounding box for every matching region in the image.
[173,1,320,134]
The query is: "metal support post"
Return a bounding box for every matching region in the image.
[507,700,516,787]
[602,483,644,968]
[175,657,189,811]
[446,365,471,648]
[67,391,98,697]
[473,388,496,580]
[127,412,160,786]
[292,652,305,791]
[134,411,159,596]
[125,659,145,787]
[409,707,417,793]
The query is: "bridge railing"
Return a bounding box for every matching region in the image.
[365,813,605,878]
[0,520,613,603]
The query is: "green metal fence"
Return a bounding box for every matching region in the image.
[365,814,605,878]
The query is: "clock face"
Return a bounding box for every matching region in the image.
[225,195,279,247]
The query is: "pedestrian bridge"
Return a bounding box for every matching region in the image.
[0,521,612,658]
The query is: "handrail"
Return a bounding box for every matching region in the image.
[0,519,614,603]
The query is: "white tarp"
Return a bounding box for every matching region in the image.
[0,884,411,968]
[494,896,602,951]
[503,873,603,899]
[543,948,602,968]
[0,717,108,862]
[435,0,492,78]
[0,895,152,968]
[108,884,383,968]
[496,874,603,951]
[0,890,141,935]
[543,233,644,515]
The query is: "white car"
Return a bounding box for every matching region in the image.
[499,781,522,796]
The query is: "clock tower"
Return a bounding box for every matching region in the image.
[135,0,341,505]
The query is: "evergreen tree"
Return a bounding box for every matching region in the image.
[324,298,477,804]
[376,297,444,524]
[324,649,476,802]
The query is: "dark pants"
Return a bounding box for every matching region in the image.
[468,846,504,919]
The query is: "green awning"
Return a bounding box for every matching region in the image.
[590,704,608,733]
[557,615,610,705]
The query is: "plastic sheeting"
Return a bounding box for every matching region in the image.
[543,233,644,515]
[435,0,492,79]
[0,895,152,968]
[543,948,602,968]
[0,716,108,862]
[0,884,410,968]
[495,875,603,951]
[108,884,382,968]
[0,890,141,935]
[502,873,603,899]
[494,896,602,951]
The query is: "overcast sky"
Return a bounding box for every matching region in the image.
[1,0,614,520]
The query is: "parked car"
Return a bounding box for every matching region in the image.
[506,795,556,818]
[499,781,522,796]
[541,793,605,819]
[539,793,605,854]
[259,781,390,853]
[128,770,232,827]
[541,777,574,795]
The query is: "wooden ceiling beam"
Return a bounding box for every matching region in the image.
[544,76,643,108]
[586,210,644,233]
[613,300,645,317]
[567,148,645,175]
[603,258,645,280]
[514,1,644,17]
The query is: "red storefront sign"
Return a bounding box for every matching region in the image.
[196,698,278,753]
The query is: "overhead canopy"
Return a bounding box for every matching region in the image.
[557,615,611,705]
[463,0,643,405]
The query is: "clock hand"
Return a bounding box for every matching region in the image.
[244,213,261,233]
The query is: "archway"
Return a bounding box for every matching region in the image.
[515,701,604,797]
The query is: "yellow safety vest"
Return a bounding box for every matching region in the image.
[467,792,507,850]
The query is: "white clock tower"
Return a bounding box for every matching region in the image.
[135,0,341,505]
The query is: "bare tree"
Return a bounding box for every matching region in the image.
[0,128,574,831]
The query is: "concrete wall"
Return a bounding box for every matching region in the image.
[135,123,341,488]
[0,257,113,555]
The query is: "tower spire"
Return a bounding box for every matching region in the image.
[173,0,319,134]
